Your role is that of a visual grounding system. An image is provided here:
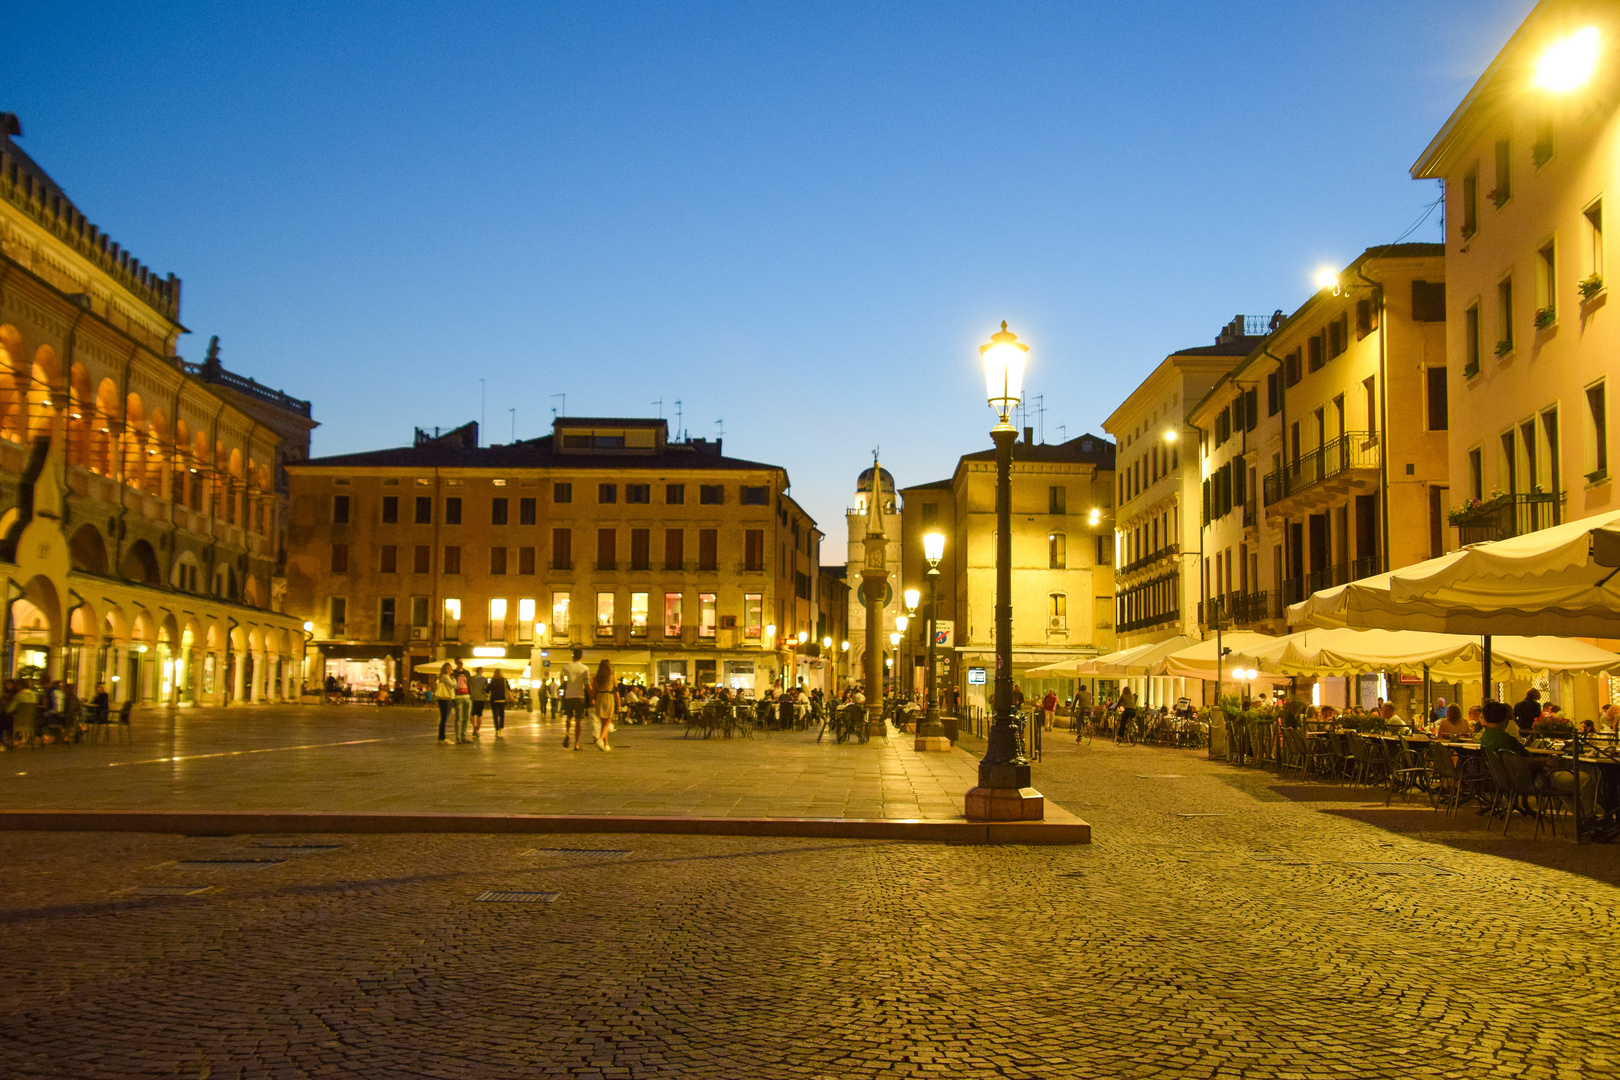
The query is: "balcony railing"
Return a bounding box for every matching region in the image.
[1120,543,1180,575]
[1263,431,1378,506]
[1199,591,1275,628]
[1242,500,1256,529]
[1451,491,1565,545]
[1118,610,1180,633]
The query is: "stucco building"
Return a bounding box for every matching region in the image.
[284,416,820,695]
[0,113,309,706]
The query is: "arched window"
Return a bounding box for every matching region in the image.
[1048,593,1067,632]
[1048,532,1066,569]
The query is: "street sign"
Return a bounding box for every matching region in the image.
[967,667,986,685]
[933,620,954,647]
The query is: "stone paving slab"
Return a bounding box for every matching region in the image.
[0,733,1616,1078]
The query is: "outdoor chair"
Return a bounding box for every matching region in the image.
[1346,733,1379,787]
[1324,730,1353,781]
[1424,741,1478,817]
[1497,752,1553,838]
[1301,730,1337,778]
[116,700,133,743]
[1384,736,1432,807]
[1479,748,1514,829]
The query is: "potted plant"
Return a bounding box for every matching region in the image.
[1534,307,1556,329]
[1580,274,1604,302]
[1494,339,1513,357]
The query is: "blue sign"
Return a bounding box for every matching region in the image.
[967,667,987,685]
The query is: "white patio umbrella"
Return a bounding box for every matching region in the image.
[1098,634,1197,676]
[1027,643,1154,676]
[1272,626,1620,679]
[1156,631,1292,682]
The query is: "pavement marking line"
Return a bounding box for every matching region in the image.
[475,890,560,903]
[105,734,440,768]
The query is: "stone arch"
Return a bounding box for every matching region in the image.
[243,573,262,608]
[91,378,119,476]
[171,549,203,593]
[130,608,155,643]
[146,407,169,498]
[69,600,99,643]
[11,574,62,674]
[119,538,162,585]
[192,429,211,513]
[0,324,22,442]
[66,362,92,468]
[123,392,147,491]
[68,523,109,575]
[205,623,221,650]
[28,345,61,443]
[101,604,129,643]
[159,612,179,646]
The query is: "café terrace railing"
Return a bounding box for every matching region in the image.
[1450,491,1564,545]
[1262,431,1378,506]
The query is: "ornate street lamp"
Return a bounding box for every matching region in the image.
[966,322,1043,820]
[916,530,949,750]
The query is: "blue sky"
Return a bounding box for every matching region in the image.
[8,0,1532,557]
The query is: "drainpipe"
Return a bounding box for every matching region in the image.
[1355,265,1390,573]
[112,341,140,574]
[1261,346,1289,609]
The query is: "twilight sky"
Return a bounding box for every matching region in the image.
[9,0,1532,559]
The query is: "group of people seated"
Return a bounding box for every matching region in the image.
[0,678,114,748]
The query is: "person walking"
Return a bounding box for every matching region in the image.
[11,680,39,748]
[468,667,490,738]
[1041,689,1058,731]
[434,663,455,743]
[452,661,473,743]
[592,659,619,751]
[488,668,509,737]
[561,647,590,749]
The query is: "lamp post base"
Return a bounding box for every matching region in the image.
[964,786,1045,821]
[914,706,948,750]
[914,735,952,752]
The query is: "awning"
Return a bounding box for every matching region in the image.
[1099,635,1197,676]
[1156,632,1293,681]
[1273,627,1620,680]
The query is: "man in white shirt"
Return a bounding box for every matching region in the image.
[561,648,590,750]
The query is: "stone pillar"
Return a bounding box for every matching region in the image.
[231,652,245,704]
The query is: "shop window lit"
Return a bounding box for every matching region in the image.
[442,598,461,640]
[699,593,717,638]
[630,592,649,637]
[744,593,762,638]
[551,592,570,637]
[489,598,507,641]
[517,598,536,642]
[664,592,683,638]
[596,592,615,636]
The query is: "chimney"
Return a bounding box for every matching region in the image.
[1023,426,1035,445]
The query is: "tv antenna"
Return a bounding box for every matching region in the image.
[509,408,516,443]
[549,393,565,420]
[674,400,683,439]
[652,398,664,419]
[715,417,724,441]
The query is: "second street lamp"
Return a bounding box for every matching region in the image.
[965,321,1044,821]
[916,530,950,750]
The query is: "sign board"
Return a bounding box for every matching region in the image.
[1398,673,1424,685]
[967,667,987,685]
[932,620,954,648]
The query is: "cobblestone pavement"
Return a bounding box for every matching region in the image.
[0,706,977,820]
[3,731,1618,1078]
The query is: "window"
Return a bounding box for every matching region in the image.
[665,483,685,505]
[519,497,536,525]
[444,497,461,525]
[1307,333,1324,372]
[552,528,572,570]
[518,546,535,574]
[1048,592,1067,630]
[1284,348,1301,387]
[1427,367,1449,431]
[411,595,429,628]
[1267,371,1280,416]
[413,544,431,574]
[489,598,507,641]
[332,495,350,524]
[664,529,684,570]
[1461,166,1479,237]
[698,528,718,571]
[664,592,683,637]
[921,502,938,523]
[597,528,616,570]
[330,597,347,637]
[551,591,570,636]
[1537,241,1556,325]
[596,592,614,636]
[1533,113,1554,167]
[490,546,507,575]
[1493,137,1511,205]
[1588,380,1609,480]
[629,592,649,637]
[330,543,348,573]
[740,485,769,505]
[1363,377,1377,436]
[1465,303,1481,374]
[380,544,397,574]
[698,593,717,638]
[1049,532,1066,569]
[1412,281,1445,322]
[517,598,536,642]
[630,528,650,570]
[598,483,617,504]
[1498,276,1514,354]
[443,546,461,574]
[1242,388,1258,432]
[491,497,508,525]
[1584,199,1604,285]
[1048,486,1066,514]
[442,597,461,640]
[553,482,572,504]
[415,496,432,524]
[743,593,762,638]
[1096,534,1111,566]
[1327,314,1348,358]
[700,484,724,505]
[381,495,398,523]
[625,483,650,504]
[379,598,397,640]
[744,529,764,571]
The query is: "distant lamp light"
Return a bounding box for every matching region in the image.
[1163,429,1178,443]
[890,632,901,647]
[765,624,776,639]
[302,621,314,633]
[922,531,945,565]
[1535,27,1600,93]
[841,640,850,651]
[903,588,920,614]
[1315,267,1340,291]
[1088,508,1101,526]
[797,630,808,644]
[822,636,833,649]
[896,615,909,633]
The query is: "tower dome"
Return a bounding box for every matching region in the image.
[855,466,896,495]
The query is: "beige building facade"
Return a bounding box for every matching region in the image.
[285,417,820,695]
[0,114,309,707]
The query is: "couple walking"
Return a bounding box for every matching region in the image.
[434,661,510,743]
[560,647,618,751]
